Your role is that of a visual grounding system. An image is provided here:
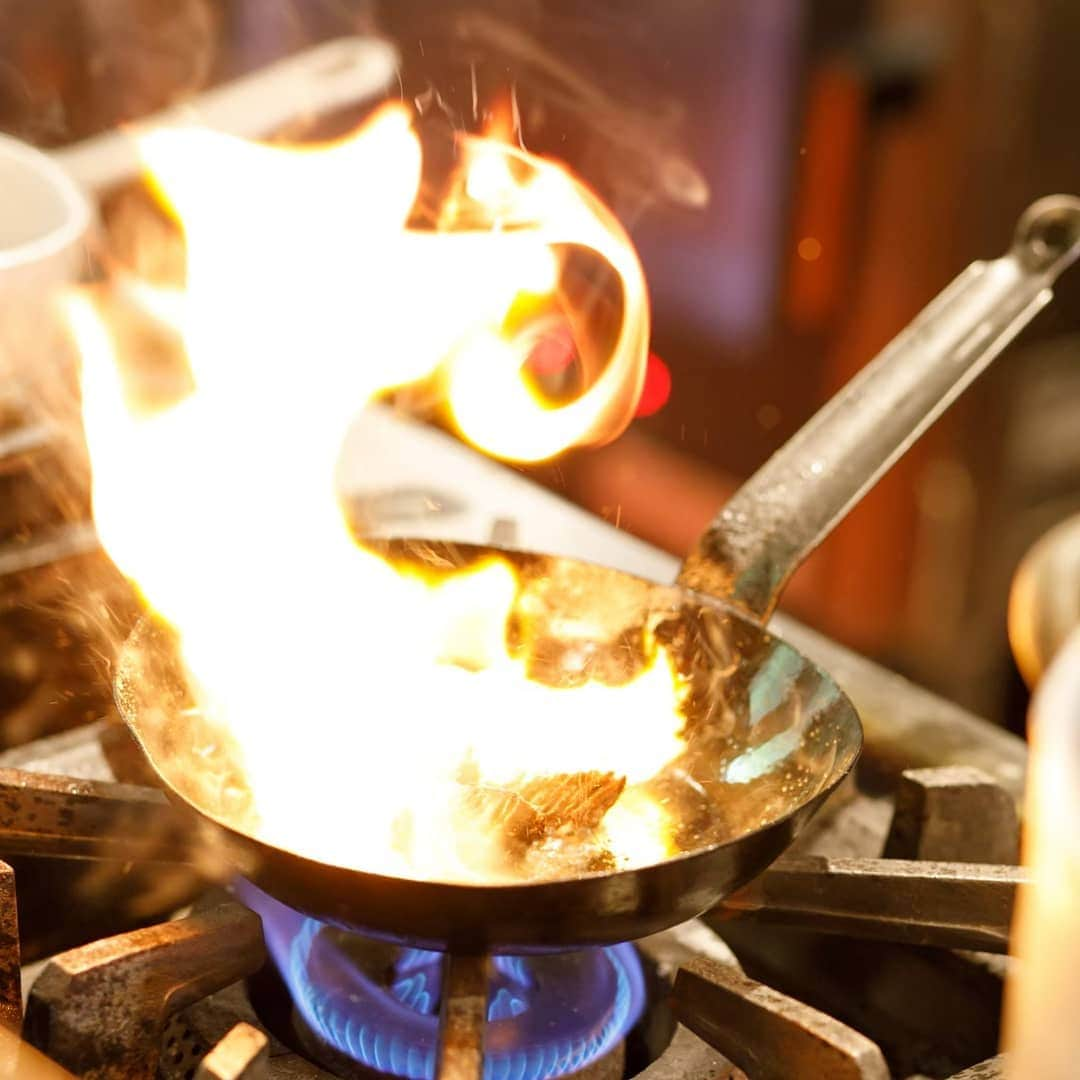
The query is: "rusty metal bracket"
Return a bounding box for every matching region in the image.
[25,901,265,1080]
[714,856,1025,953]
[194,1022,268,1080]
[674,957,889,1080]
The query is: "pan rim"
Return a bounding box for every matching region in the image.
[119,537,863,899]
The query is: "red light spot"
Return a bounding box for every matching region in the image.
[635,353,672,417]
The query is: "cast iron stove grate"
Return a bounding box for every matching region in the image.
[0,718,1023,1080]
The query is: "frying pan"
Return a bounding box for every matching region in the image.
[116,195,1080,952]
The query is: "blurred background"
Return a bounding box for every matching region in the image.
[1,0,1078,734]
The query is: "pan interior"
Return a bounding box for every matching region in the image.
[115,540,861,885]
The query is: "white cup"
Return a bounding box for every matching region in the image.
[0,133,93,305]
[0,35,396,305]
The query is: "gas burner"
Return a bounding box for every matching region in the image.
[239,879,643,1080]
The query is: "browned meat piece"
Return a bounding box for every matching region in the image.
[458,769,627,876]
[517,770,627,832]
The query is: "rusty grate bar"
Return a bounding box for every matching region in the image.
[0,861,19,1033]
[715,856,1025,953]
[674,957,889,1080]
[0,768,205,864]
[884,767,1020,864]
[436,953,489,1080]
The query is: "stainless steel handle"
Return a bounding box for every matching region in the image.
[50,37,397,195]
[679,195,1080,621]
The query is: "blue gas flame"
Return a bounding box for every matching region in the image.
[238,881,645,1080]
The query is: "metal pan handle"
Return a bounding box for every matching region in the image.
[50,37,397,195]
[679,195,1080,622]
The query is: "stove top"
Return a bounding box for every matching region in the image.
[0,707,1021,1080]
[0,401,1026,1080]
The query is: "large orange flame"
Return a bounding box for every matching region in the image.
[71,104,684,883]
